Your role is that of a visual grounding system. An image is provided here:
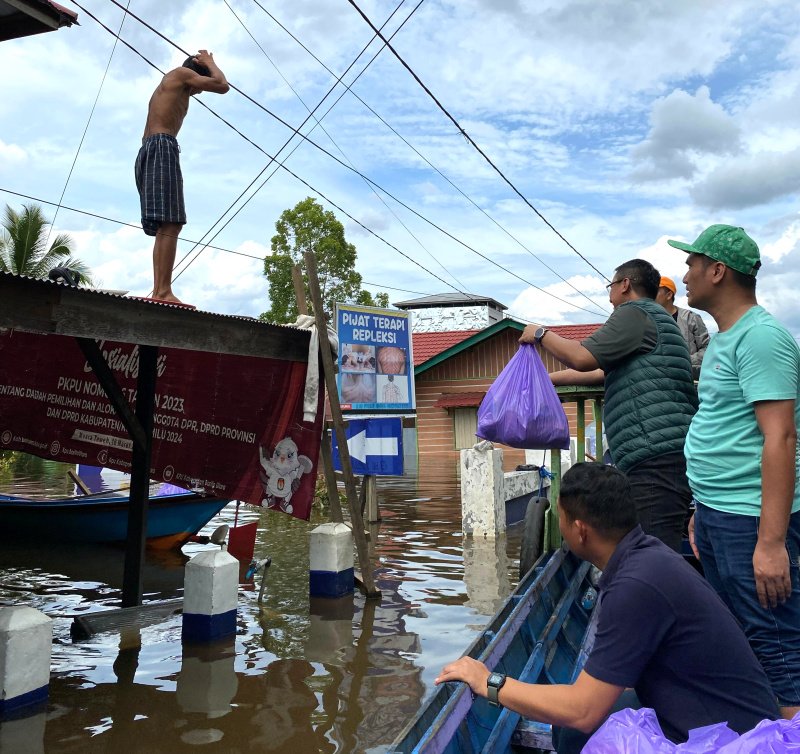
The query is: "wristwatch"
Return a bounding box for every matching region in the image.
[534,326,548,343]
[487,672,507,707]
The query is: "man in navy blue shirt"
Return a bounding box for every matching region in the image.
[436,463,778,752]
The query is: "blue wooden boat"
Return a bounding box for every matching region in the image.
[388,546,598,753]
[0,488,230,549]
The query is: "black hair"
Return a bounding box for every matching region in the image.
[559,462,638,537]
[613,258,660,299]
[183,56,211,77]
[698,254,757,293]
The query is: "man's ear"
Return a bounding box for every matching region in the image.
[573,519,590,544]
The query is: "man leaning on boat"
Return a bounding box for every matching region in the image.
[436,463,779,753]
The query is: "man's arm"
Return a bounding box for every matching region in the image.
[689,312,709,368]
[183,50,230,93]
[520,326,600,371]
[753,399,796,608]
[551,368,605,386]
[435,657,623,733]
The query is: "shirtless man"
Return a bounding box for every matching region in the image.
[135,50,229,305]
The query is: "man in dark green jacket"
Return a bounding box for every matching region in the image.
[520,259,697,550]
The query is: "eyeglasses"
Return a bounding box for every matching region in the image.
[605,278,625,291]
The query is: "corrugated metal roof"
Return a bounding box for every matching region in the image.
[412,330,482,366]
[394,292,507,310]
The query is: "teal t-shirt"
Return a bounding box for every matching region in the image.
[685,306,800,516]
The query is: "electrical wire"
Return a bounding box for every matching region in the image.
[224,0,468,293]
[44,0,131,251]
[71,0,607,316]
[344,0,610,282]
[256,0,608,313]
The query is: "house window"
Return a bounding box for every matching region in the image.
[453,407,478,449]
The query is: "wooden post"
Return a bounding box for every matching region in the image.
[293,263,344,524]
[364,475,378,523]
[123,344,158,607]
[319,430,344,524]
[303,252,380,599]
[292,264,308,316]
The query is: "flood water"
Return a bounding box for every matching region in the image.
[0,454,524,753]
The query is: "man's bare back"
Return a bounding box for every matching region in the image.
[143,50,229,139]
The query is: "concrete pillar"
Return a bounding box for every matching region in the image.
[182,550,239,643]
[460,444,505,538]
[309,522,354,598]
[0,606,52,718]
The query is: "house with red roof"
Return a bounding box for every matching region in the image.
[412,308,600,470]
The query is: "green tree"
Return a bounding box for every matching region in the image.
[260,197,388,323]
[0,203,93,284]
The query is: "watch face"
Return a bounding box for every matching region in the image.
[534,327,546,340]
[488,672,504,687]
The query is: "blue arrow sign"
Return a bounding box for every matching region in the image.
[331,417,404,476]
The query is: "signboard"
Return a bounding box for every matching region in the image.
[331,417,403,476]
[0,331,324,520]
[335,303,415,413]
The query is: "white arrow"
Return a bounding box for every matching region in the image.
[347,430,399,463]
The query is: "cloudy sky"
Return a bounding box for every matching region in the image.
[2,0,800,334]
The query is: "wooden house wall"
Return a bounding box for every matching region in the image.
[416,328,594,471]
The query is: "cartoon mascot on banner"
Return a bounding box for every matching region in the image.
[259,436,313,514]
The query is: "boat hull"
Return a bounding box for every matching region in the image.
[389,547,598,753]
[0,492,230,549]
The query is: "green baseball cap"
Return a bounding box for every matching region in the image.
[667,224,761,277]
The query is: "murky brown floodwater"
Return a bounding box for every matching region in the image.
[0,453,523,753]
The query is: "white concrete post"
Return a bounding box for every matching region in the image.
[182,549,239,643]
[309,522,354,598]
[0,606,52,718]
[461,443,505,538]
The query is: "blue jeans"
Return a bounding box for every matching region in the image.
[694,503,800,707]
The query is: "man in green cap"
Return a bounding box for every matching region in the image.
[669,224,800,718]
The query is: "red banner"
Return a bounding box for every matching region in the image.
[0,330,323,520]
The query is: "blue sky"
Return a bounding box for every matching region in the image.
[2,0,800,334]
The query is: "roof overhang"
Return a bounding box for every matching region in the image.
[433,392,486,409]
[0,0,78,42]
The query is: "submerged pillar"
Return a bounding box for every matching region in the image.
[309,522,354,598]
[461,443,505,538]
[182,549,239,643]
[0,606,52,718]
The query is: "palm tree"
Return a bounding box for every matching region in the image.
[0,203,93,284]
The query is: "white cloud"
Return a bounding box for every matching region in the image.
[631,87,741,181]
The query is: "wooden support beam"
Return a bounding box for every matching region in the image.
[304,252,380,599]
[122,345,158,607]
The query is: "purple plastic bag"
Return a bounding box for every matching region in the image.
[717,711,800,753]
[476,344,569,449]
[675,723,739,752]
[582,708,677,754]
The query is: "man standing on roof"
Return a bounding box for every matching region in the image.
[436,463,778,754]
[519,259,697,551]
[669,224,800,719]
[135,50,229,306]
[655,275,709,379]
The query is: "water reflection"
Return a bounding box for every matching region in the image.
[1,458,523,752]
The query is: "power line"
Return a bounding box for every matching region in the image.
[72,0,607,316]
[224,0,468,293]
[344,0,610,282]
[45,0,131,250]
[256,0,608,314]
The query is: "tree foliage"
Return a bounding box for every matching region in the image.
[0,203,93,284]
[261,197,388,323]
